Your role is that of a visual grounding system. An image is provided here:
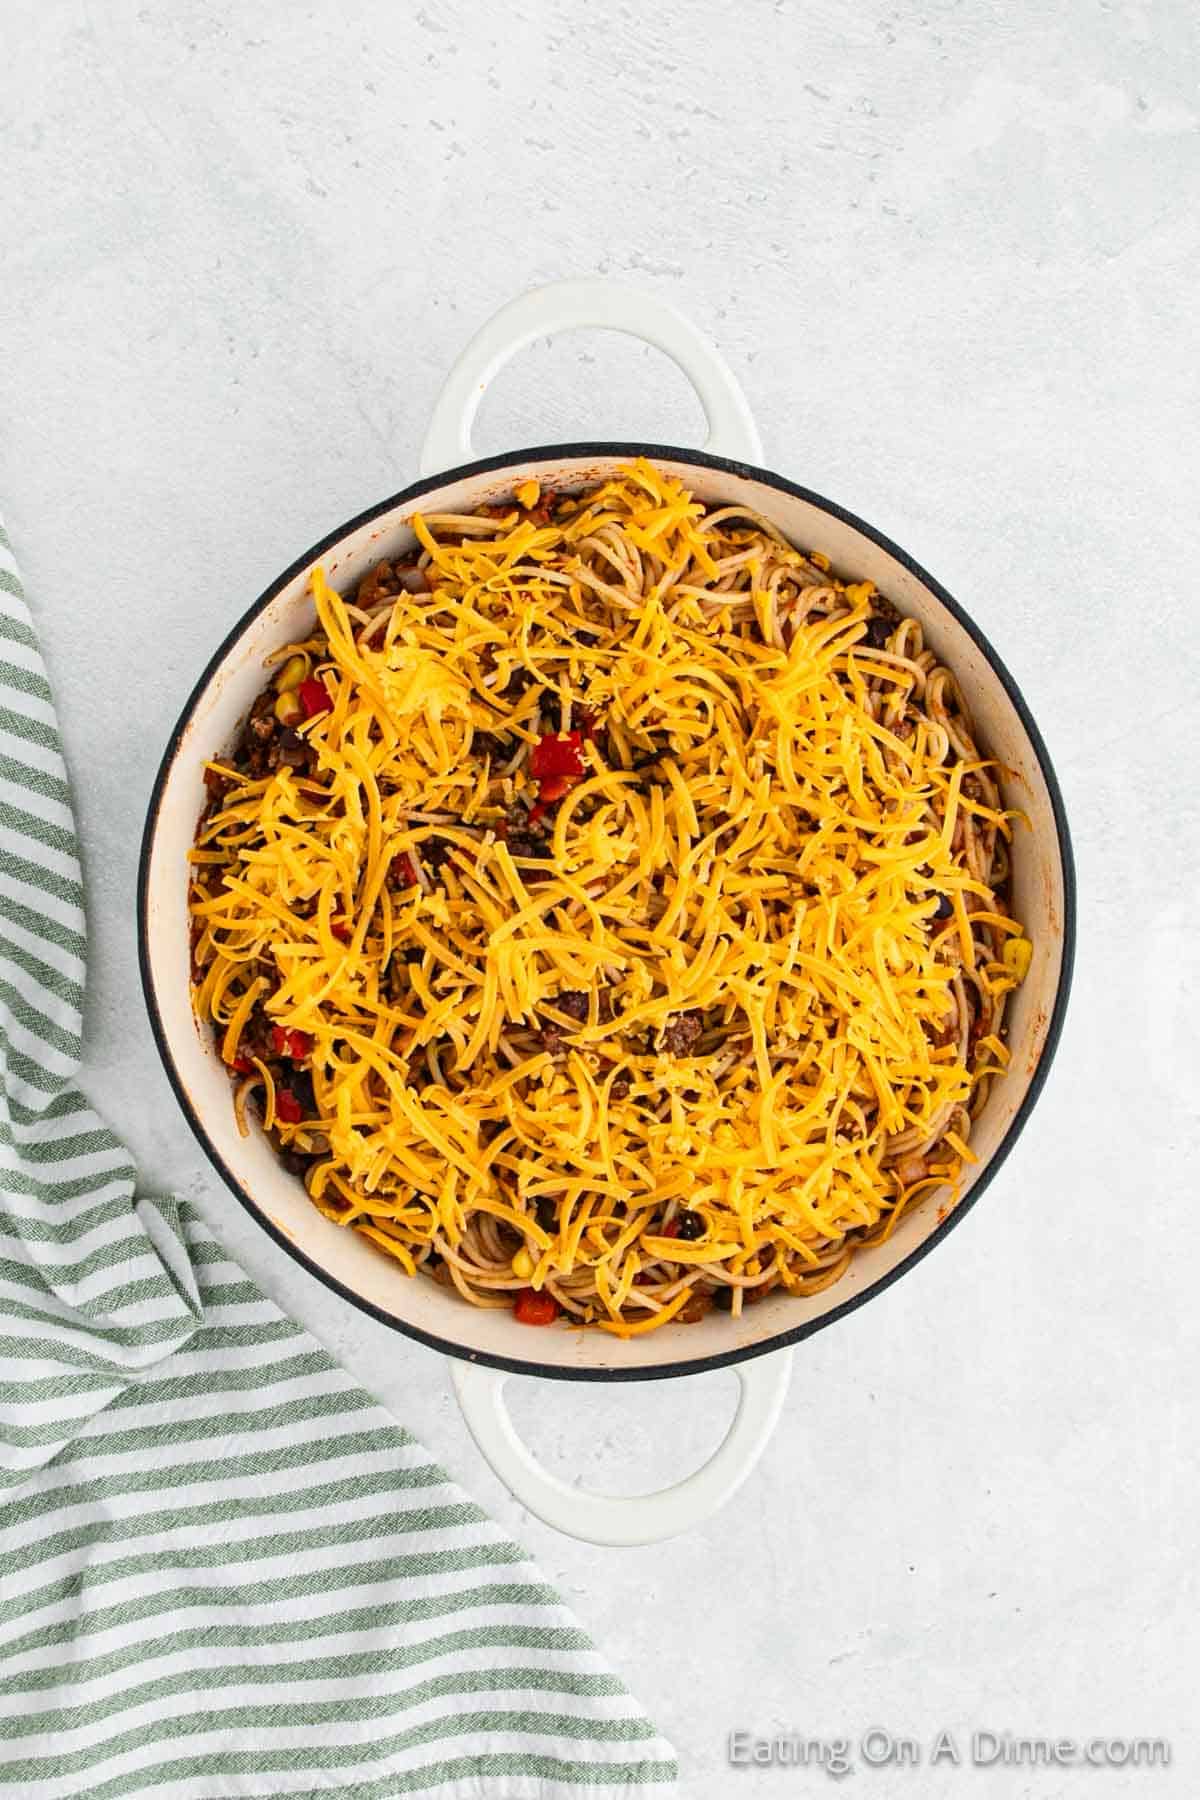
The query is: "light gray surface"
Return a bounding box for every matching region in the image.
[2,2,1197,1793]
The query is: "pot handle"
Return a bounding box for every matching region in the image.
[419,278,763,475]
[449,1347,791,1547]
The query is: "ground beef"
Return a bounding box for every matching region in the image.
[535,492,560,525]
[237,1003,275,1060]
[537,989,589,1052]
[237,689,279,777]
[661,1011,703,1056]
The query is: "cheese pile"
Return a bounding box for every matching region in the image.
[190,461,1028,1333]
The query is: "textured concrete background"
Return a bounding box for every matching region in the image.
[2,1,1198,1793]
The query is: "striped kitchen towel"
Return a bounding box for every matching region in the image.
[0,516,677,1799]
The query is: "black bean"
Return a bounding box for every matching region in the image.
[631,743,672,771]
[535,1196,559,1234]
[863,616,891,649]
[931,892,954,920]
[550,990,590,1022]
[506,832,552,862]
[276,733,310,769]
[290,1068,316,1112]
[503,667,538,700]
[675,1209,705,1241]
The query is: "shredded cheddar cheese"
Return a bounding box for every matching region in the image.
[189,461,1028,1334]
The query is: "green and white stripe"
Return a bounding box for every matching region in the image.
[0,519,677,1798]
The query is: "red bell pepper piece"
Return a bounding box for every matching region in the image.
[530,731,585,780]
[513,1288,560,1326]
[275,1089,304,1125]
[270,1025,312,1060]
[330,915,352,943]
[535,773,573,805]
[526,732,589,825]
[298,677,333,719]
[392,853,418,887]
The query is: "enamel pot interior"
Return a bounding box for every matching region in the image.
[139,447,1073,1379]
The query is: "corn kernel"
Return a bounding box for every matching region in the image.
[1003,936,1033,982]
[515,478,540,509]
[275,690,303,726]
[511,1246,534,1279]
[275,653,309,693]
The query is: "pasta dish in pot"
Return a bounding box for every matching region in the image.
[189,461,1030,1336]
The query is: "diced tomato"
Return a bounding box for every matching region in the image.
[228,1054,253,1075]
[298,677,333,719]
[575,707,598,741]
[392,852,417,887]
[513,1288,560,1326]
[331,915,352,943]
[275,1089,303,1125]
[530,731,585,780]
[270,1025,312,1060]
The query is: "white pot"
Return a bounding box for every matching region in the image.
[139,281,1074,1545]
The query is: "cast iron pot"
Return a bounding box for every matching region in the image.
[139,281,1074,1545]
